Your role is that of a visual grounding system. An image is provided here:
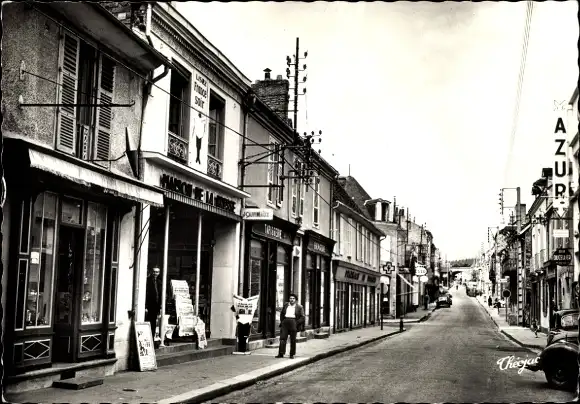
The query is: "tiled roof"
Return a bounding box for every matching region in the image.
[332,180,365,215]
[337,176,374,220]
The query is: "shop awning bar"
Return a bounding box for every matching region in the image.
[28,148,164,207]
[164,190,242,222]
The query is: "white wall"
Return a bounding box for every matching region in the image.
[113,208,137,372]
[210,220,240,338]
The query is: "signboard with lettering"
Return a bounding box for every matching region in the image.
[189,71,210,170]
[415,266,427,276]
[307,238,330,256]
[552,101,569,217]
[252,223,293,245]
[242,208,274,221]
[133,321,157,371]
[335,266,380,287]
[159,173,237,214]
[552,248,572,266]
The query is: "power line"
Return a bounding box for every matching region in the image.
[27,3,440,263]
[503,1,534,186]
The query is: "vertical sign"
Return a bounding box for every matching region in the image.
[553,99,569,217]
[190,71,210,169]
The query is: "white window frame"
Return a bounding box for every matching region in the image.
[266,137,279,207]
[291,158,298,217]
[313,178,320,227]
[346,217,353,257]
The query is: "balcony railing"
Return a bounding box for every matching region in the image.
[167,131,188,164]
[207,154,223,180]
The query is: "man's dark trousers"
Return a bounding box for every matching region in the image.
[146,310,159,338]
[279,318,297,357]
[237,322,251,352]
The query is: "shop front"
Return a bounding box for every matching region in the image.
[333,263,380,331]
[243,217,299,339]
[302,231,335,330]
[143,160,246,341]
[3,141,164,375]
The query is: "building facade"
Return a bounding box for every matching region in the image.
[567,87,579,310]
[331,179,384,332]
[131,3,251,341]
[1,1,166,383]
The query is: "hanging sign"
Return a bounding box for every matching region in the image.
[415,266,427,276]
[552,248,572,266]
[552,100,569,217]
[383,262,393,275]
[133,321,157,371]
[242,208,274,221]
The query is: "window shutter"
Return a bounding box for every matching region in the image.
[56,33,80,155]
[339,215,345,256]
[94,54,116,164]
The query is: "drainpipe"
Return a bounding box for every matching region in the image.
[331,201,339,334]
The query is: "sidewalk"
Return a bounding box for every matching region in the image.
[6,324,412,404]
[382,304,437,324]
[474,295,546,351]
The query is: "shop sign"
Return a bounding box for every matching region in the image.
[160,174,236,213]
[552,102,569,217]
[253,223,293,245]
[242,208,273,221]
[552,248,572,266]
[415,266,427,276]
[308,239,330,255]
[335,266,380,286]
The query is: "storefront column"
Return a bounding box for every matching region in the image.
[195,213,203,316]
[160,204,170,346]
[137,204,151,322]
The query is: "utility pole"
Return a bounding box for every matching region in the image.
[293,37,299,132]
[516,186,523,325]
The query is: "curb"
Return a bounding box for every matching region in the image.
[382,308,437,324]
[158,329,407,404]
[474,297,543,352]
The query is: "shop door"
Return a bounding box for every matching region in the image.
[264,241,277,338]
[53,225,85,362]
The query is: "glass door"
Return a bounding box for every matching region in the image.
[54,225,85,362]
[248,239,264,335]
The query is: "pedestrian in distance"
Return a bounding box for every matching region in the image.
[488,296,493,307]
[145,267,162,341]
[276,293,304,359]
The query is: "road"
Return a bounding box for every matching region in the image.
[208,287,574,403]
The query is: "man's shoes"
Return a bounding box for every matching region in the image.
[275,355,284,358]
[290,355,294,359]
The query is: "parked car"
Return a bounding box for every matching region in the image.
[436,292,452,308]
[524,309,579,391]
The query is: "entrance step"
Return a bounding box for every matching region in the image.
[314,332,330,339]
[52,376,104,390]
[156,344,235,368]
[265,336,308,348]
[156,338,223,355]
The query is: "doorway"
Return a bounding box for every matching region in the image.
[53,225,85,362]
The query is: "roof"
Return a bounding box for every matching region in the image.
[337,176,374,220]
[333,180,365,215]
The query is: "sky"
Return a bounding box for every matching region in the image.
[176,1,579,260]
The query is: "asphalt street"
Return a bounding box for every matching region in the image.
[209,287,574,403]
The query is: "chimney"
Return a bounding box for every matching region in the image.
[252,68,290,124]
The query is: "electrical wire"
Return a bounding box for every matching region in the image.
[503,1,534,186]
[27,2,443,264]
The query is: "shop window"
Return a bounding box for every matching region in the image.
[249,240,264,333]
[321,257,330,326]
[305,253,314,326]
[208,92,225,180]
[82,202,108,324]
[61,197,83,225]
[369,287,376,324]
[25,192,58,328]
[19,199,32,254]
[55,32,116,165]
[275,246,289,329]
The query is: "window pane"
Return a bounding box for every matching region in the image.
[277,246,288,264]
[275,264,285,329]
[249,257,262,334]
[82,202,107,324]
[27,192,57,327]
[62,197,83,225]
[320,271,325,324]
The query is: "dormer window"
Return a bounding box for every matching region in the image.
[381,202,389,222]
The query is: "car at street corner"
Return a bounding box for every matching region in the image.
[436,292,452,308]
[524,309,579,391]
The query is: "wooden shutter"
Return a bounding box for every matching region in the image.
[94,54,116,163]
[56,33,80,155]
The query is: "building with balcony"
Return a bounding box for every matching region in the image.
[102,2,252,343]
[331,178,384,333]
[1,2,168,391]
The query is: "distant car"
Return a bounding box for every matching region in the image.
[436,293,452,308]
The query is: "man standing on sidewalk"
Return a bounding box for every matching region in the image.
[276,293,304,359]
[145,267,162,339]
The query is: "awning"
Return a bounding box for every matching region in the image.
[165,190,242,222]
[28,149,164,207]
[397,272,416,290]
